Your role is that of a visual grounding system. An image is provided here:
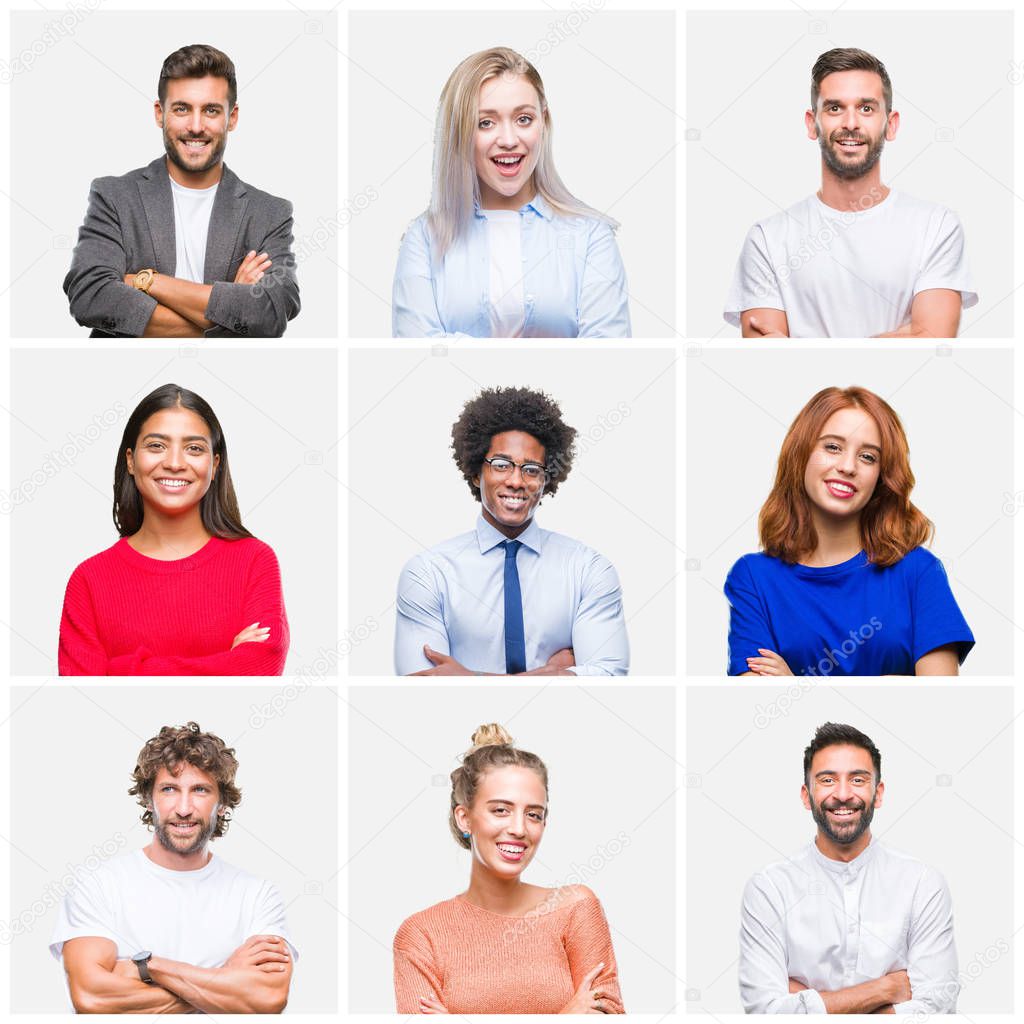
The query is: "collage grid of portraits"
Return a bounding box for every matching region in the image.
[0,0,1023,1019]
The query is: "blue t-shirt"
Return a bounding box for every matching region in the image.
[724,547,974,676]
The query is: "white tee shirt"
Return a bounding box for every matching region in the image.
[481,208,525,337]
[169,177,219,283]
[50,849,297,971]
[724,190,977,337]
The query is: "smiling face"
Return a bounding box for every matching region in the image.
[807,69,898,181]
[126,405,219,522]
[455,765,547,879]
[472,430,546,538]
[802,405,881,526]
[155,74,237,180]
[473,72,544,210]
[802,744,883,848]
[150,763,222,858]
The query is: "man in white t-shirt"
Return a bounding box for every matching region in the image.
[724,48,976,338]
[64,44,299,338]
[51,722,297,1013]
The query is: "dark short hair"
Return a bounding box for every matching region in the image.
[159,44,237,110]
[129,722,242,838]
[451,387,577,501]
[113,383,252,540]
[811,47,892,115]
[803,722,882,784]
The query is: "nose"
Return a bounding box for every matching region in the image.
[506,812,526,837]
[173,790,193,818]
[162,444,187,471]
[834,777,853,803]
[496,118,517,149]
[840,106,860,132]
[835,447,857,476]
[188,108,204,136]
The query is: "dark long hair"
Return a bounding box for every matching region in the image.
[113,383,252,540]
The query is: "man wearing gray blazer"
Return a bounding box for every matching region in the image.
[64,44,300,339]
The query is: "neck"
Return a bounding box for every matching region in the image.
[165,156,223,191]
[815,828,872,863]
[463,859,531,913]
[817,161,888,212]
[129,509,213,560]
[479,178,536,212]
[481,508,532,540]
[804,509,863,566]
[143,839,212,872]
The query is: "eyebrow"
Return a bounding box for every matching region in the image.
[170,100,224,109]
[141,433,211,442]
[487,452,543,462]
[486,798,546,810]
[814,769,873,778]
[821,97,880,107]
[478,104,538,115]
[818,433,881,452]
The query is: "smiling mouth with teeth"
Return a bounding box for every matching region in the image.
[492,154,524,164]
[156,478,190,489]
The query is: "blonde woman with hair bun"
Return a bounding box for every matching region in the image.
[392,47,631,339]
[393,724,624,1014]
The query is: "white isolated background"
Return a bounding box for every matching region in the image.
[686,684,1014,1013]
[10,347,339,676]
[346,683,677,1012]
[347,10,677,337]
[9,10,339,337]
[346,344,677,675]
[9,683,339,1012]
[686,344,1013,676]
[686,10,1014,339]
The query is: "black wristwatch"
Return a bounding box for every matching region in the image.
[132,950,154,984]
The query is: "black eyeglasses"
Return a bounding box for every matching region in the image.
[482,456,546,482]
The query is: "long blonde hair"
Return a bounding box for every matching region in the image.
[428,46,617,259]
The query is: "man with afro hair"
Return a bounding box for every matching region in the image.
[394,386,628,675]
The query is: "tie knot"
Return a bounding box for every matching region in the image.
[503,539,522,558]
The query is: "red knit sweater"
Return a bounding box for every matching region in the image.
[58,536,289,676]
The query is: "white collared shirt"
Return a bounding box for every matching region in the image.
[394,515,629,676]
[739,839,958,1014]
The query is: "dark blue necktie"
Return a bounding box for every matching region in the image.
[503,540,526,674]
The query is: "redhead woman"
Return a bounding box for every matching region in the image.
[58,383,288,675]
[392,47,630,338]
[725,386,973,677]
[393,725,624,1014]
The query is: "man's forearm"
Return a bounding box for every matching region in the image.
[146,274,214,330]
[149,955,288,1014]
[143,302,205,338]
[819,976,895,1014]
[69,971,193,1014]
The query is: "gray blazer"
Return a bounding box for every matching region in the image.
[63,157,300,338]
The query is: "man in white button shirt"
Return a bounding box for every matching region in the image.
[724,48,976,338]
[739,722,958,1014]
[51,722,297,1013]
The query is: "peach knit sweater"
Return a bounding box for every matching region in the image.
[393,886,624,1014]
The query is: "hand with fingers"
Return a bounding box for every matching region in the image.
[232,622,271,649]
[224,934,290,973]
[411,645,476,676]
[745,648,794,676]
[747,315,788,338]
[560,963,615,1014]
[234,250,273,286]
[418,995,449,1013]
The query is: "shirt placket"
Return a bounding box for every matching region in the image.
[841,864,864,983]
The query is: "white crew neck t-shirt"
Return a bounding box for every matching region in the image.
[724,190,977,337]
[169,177,219,283]
[481,208,525,337]
[50,849,297,986]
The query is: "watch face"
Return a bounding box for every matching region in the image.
[133,950,152,962]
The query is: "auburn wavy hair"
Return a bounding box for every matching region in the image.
[759,387,932,567]
[128,722,242,838]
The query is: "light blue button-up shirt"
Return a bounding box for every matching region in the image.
[394,515,629,675]
[391,194,632,338]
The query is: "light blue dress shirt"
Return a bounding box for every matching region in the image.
[391,194,632,338]
[394,515,629,675]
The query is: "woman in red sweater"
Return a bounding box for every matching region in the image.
[393,724,624,1014]
[58,383,289,676]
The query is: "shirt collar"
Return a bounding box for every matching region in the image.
[809,835,878,876]
[472,192,554,221]
[475,514,543,555]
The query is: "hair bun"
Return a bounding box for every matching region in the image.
[469,723,513,751]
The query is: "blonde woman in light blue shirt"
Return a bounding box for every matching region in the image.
[393,47,631,338]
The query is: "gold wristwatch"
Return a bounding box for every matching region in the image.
[132,268,156,293]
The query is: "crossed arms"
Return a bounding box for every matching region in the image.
[62,933,293,1014]
[742,287,962,339]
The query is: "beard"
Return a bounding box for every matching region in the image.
[162,123,227,176]
[810,793,875,845]
[818,126,886,181]
[153,810,218,857]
